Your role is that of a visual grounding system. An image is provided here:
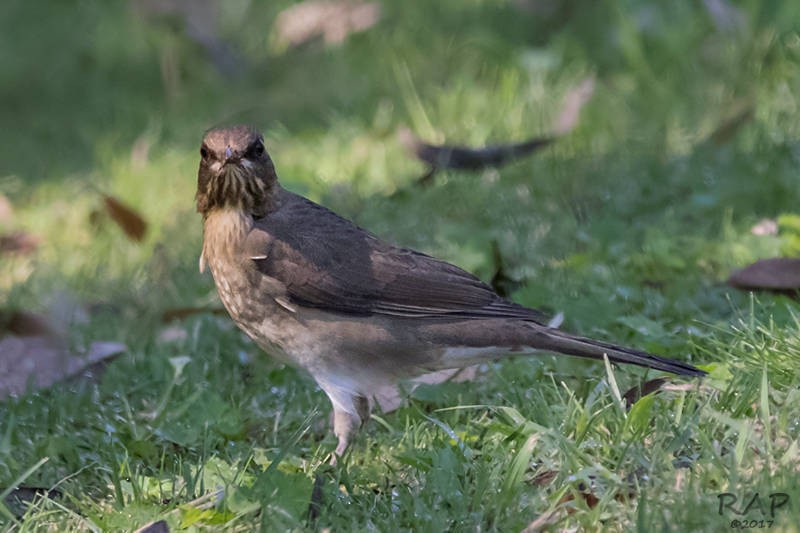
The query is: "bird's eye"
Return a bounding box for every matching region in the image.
[250,141,265,157]
[200,146,209,160]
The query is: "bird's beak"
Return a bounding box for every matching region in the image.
[224,145,233,162]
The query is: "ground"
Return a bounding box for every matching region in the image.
[1,1,799,531]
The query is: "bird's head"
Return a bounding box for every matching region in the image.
[196,125,277,217]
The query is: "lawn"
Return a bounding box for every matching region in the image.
[1,0,800,531]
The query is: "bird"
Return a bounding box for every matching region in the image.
[195,125,706,459]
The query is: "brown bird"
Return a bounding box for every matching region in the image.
[196,125,705,459]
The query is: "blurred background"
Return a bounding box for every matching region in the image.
[1,0,800,530]
[2,0,799,318]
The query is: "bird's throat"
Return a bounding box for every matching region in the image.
[200,208,253,274]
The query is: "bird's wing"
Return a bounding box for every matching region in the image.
[244,192,547,321]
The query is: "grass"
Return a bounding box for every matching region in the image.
[1,0,800,530]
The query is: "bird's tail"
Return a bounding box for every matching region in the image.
[535,328,706,377]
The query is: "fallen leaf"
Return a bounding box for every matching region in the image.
[134,520,169,533]
[532,469,558,486]
[2,486,61,519]
[621,378,669,409]
[157,326,188,344]
[398,128,553,183]
[727,257,800,291]
[130,135,152,169]
[0,336,126,400]
[0,194,12,224]
[553,76,596,135]
[521,509,561,532]
[0,232,40,255]
[751,218,778,236]
[709,105,754,145]
[0,310,54,338]
[103,194,148,242]
[273,1,381,49]
[558,480,635,511]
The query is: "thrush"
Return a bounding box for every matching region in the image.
[196,125,705,458]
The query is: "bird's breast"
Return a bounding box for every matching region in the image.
[201,209,296,363]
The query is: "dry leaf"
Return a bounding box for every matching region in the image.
[3,486,61,519]
[130,135,152,169]
[134,520,170,533]
[0,336,126,400]
[0,310,54,338]
[521,509,561,532]
[622,377,669,409]
[274,1,381,48]
[157,325,188,343]
[558,484,599,510]
[751,218,778,236]
[0,231,40,255]
[532,469,558,487]
[0,194,12,224]
[553,76,596,135]
[709,105,754,145]
[103,194,148,242]
[727,257,800,291]
[398,128,553,182]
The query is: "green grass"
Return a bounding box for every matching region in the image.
[2,0,800,530]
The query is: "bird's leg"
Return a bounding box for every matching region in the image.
[330,394,370,463]
[332,408,358,458]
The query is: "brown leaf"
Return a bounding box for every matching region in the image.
[727,257,800,291]
[553,76,596,135]
[709,105,754,145]
[134,520,170,533]
[0,194,12,224]
[558,483,600,509]
[557,477,637,513]
[521,509,561,533]
[622,378,669,409]
[398,128,553,175]
[751,218,778,236]
[0,336,126,400]
[0,310,54,338]
[157,325,188,344]
[103,194,147,242]
[274,1,381,48]
[0,231,40,255]
[3,486,61,519]
[532,469,558,487]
